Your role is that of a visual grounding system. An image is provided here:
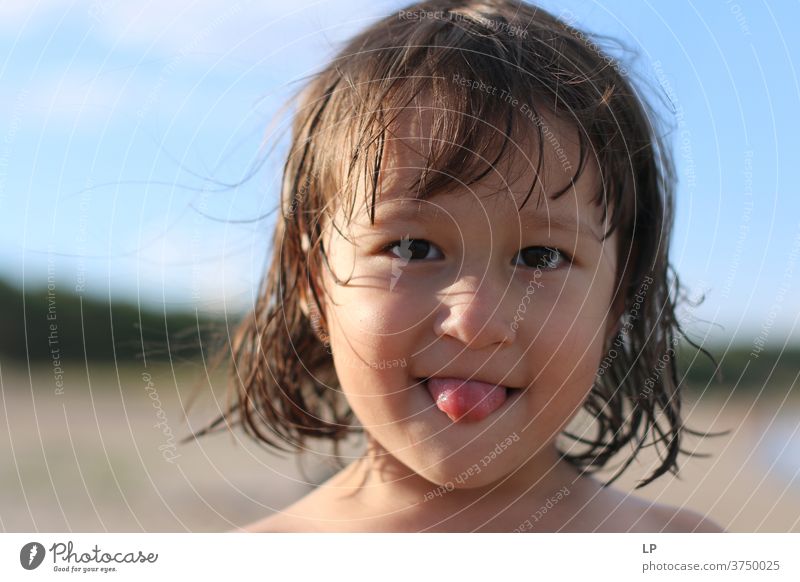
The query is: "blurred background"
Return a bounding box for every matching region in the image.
[1,0,798,532]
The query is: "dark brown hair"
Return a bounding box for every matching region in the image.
[190,0,720,488]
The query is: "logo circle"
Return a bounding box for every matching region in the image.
[20,542,46,570]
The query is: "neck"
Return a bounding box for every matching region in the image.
[333,434,596,531]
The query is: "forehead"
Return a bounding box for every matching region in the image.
[357,102,607,232]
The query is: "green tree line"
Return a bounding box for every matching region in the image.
[0,278,227,363]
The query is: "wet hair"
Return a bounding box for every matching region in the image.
[190,0,720,488]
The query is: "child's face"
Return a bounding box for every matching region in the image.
[315,106,619,489]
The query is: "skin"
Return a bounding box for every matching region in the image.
[240,104,724,533]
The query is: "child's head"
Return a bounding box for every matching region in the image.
[205,0,703,489]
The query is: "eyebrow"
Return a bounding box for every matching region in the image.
[373,201,601,241]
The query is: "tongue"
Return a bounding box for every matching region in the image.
[425,377,508,423]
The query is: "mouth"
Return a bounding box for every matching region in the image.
[416,376,524,423]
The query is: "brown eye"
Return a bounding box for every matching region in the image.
[382,238,443,261]
[513,246,569,270]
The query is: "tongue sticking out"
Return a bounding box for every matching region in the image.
[425,377,508,423]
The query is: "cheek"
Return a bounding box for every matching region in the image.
[321,240,436,424]
[518,286,610,426]
[327,287,424,357]
[327,293,420,426]
[531,267,613,352]
[532,308,607,384]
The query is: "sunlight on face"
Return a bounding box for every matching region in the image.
[317,104,619,488]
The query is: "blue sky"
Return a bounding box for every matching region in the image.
[0,0,798,347]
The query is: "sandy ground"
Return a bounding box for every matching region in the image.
[611,387,800,532]
[1,362,798,532]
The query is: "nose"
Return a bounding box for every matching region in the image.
[433,275,517,349]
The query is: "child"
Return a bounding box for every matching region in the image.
[197,0,724,532]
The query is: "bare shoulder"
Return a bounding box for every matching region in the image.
[642,502,726,533]
[231,463,366,533]
[231,511,310,533]
[589,483,725,533]
[229,489,338,532]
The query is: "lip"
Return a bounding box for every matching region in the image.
[417,375,523,391]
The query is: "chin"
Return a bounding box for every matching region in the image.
[403,446,517,492]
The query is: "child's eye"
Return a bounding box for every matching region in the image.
[513,246,570,270]
[381,239,569,271]
[381,237,443,261]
